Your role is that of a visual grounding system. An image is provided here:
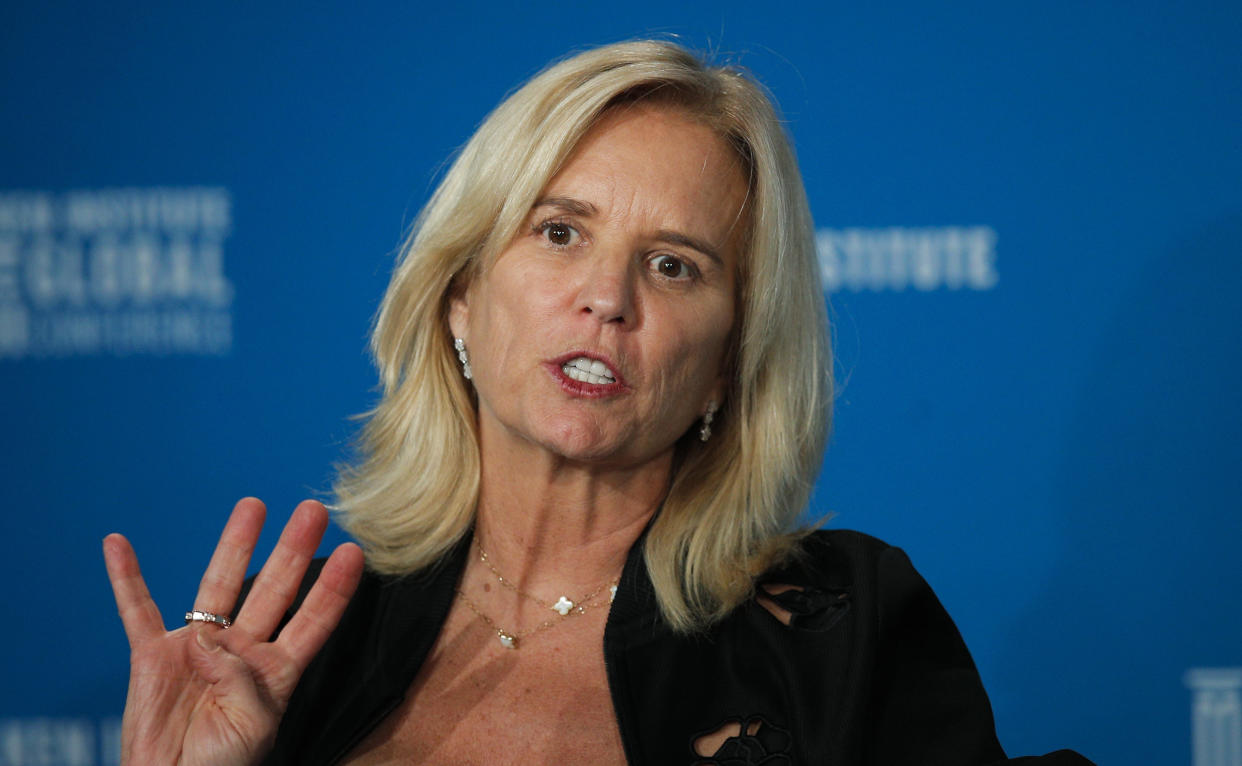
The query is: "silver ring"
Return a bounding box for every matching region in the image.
[185,609,232,628]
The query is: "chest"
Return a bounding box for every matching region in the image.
[343,601,628,765]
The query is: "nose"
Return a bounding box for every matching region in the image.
[577,252,637,326]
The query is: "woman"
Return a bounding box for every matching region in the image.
[104,41,1091,765]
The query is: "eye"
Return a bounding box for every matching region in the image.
[650,254,695,281]
[536,220,581,248]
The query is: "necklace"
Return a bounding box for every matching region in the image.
[458,538,619,650]
[476,539,618,615]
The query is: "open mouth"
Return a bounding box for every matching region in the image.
[561,357,617,385]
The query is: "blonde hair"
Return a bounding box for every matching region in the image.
[334,40,831,632]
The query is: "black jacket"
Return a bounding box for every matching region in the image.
[259,529,1092,765]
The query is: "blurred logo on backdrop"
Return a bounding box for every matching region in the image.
[0,718,118,766]
[817,226,998,292]
[0,187,234,359]
[1187,668,1242,766]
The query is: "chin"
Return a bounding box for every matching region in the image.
[540,431,624,464]
[530,421,648,467]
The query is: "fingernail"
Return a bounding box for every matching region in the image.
[195,629,219,652]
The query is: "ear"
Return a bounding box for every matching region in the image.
[448,284,470,342]
[704,378,726,416]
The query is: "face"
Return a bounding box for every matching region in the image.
[449,104,748,470]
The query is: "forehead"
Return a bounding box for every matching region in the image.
[541,104,750,249]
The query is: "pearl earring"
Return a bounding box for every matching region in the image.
[454,337,472,380]
[699,402,717,442]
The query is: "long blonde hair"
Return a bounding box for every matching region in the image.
[334,40,831,632]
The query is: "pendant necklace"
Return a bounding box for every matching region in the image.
[457,538,619,649]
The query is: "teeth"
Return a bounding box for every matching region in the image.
[562,357,616,385]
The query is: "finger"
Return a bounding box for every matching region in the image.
[193,497,267,616]
[103,534,166,645]
[232,500,331,642]
[272,542,364,681]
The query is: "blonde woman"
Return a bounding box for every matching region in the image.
[105,40,1092,765]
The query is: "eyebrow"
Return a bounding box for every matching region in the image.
[532,196,598,217]
[531,196,724,266]
[655,229,723,267]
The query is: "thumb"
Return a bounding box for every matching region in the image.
[187,628,280,749]
[189,628,248,687]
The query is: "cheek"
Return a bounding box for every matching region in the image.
[484,261,561,326]
[686,303,735,400]
[691,328,731,389]
[654,314,733,398]
[468,274,557,379]
[688,297,734,368]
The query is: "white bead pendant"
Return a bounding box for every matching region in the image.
[498,632,517,649]
[551,596,575,616]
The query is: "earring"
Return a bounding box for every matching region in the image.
[454,337,472,380]
[699,402,717,442]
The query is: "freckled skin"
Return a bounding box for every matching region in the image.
[449,105,748,475]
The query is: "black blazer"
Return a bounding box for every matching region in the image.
[256,530,1092,765]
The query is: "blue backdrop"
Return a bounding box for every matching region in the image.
[3,3,1240,764]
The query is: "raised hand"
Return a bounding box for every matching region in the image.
[104,498,364,766]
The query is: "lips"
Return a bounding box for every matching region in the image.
[561,356,617,385]
[547,352,628,396]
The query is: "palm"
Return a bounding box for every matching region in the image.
[105,498,363,766]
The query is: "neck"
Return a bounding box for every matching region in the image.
[472,433,671,594]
